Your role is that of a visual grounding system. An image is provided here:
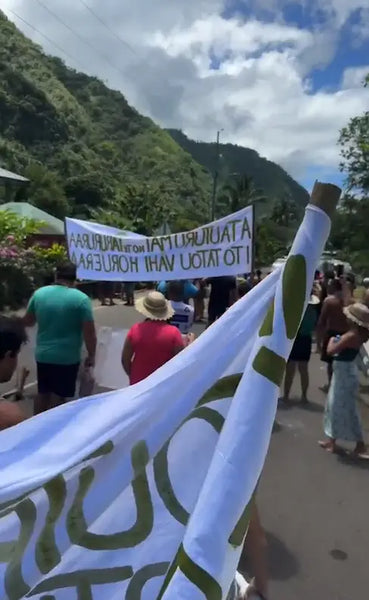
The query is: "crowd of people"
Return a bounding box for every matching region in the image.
[1,264,369,599]
[281,269,369,459]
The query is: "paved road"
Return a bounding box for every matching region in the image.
[252,357,369,600]
[0,298,152,397]
[2,301,369,599]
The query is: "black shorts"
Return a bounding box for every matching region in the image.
[321,330,341,364]
[37,362,80,398]
[208,303,227,324]
[289,335,312,362]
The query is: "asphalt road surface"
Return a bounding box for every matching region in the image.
[2,300,369,599]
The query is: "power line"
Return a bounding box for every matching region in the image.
[6,1,167,120]
[77,0,135,55]
[32,0,130,80]
[4,7,85,70]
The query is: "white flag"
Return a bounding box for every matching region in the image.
[0,200,334,599]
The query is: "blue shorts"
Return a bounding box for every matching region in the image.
[37,362,80,398]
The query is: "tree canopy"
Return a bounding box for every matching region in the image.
[330,74,369,275]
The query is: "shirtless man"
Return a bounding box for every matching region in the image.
[0,316,27,429]
[317,278,353,389]
[364,288,369,308]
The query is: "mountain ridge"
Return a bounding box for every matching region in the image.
[166,129,309,211]
[0,10,211,227]
[0,9,308,233]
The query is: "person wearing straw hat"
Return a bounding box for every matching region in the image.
[121,291,184,385]
[282,292,320,404]
[319,302,369,458]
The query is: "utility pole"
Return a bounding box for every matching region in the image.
[211,129,222,221]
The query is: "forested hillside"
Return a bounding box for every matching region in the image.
[0,11,211,231]
[0,10,309,236]
[167,129,309,212]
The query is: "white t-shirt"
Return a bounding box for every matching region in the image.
[170,301,194,334]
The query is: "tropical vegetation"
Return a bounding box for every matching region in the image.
[3,11,367,275]
[0,210,66,309]
[0,10,308,239]
[330,74,369,275]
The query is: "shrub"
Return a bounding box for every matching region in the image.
[0,211,67,309]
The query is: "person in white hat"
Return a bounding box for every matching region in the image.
[282,293,320,404]
[319,302,369,458]
[121,291,184,385]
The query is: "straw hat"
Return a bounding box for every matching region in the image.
[344,303,369,330]
[135,291,175,321]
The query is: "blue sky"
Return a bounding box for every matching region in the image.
[222,1,369,93]
[3,0,369,191]
[220,0,369,190]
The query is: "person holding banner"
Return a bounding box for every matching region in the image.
[194,278,207,322]
[123,281,135,306]
[206,275,238,326]
[122,291,184,385]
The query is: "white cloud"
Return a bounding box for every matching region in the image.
[342,65,369,88]
[247,0,369,28]
[150,15,312,59]
[1,0,368,183]
[318,0,369,27]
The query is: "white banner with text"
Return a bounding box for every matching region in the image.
[65,207,253,281]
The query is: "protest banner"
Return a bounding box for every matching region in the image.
[65,207,253,281]
[0,184,340,599]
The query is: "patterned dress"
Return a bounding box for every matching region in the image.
[324,349,363,442]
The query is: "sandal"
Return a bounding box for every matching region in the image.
[318,440,338,453]
[351,446,369,460]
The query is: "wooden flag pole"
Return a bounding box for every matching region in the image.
[309,181,341,218]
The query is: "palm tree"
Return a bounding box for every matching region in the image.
[218,175,266,216]
[271,195,299,228]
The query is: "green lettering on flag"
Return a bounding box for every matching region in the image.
[36,475,67,573]
[253,346,286,387]
[67,441,154,550]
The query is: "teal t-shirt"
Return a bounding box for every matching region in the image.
[27,285,94,365]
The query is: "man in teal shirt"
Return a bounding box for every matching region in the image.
[24,263,96,414]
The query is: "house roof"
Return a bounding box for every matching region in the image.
[0,202,65,235]
[0,167,29,183]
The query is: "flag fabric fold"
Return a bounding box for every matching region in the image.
[0,199,334,599]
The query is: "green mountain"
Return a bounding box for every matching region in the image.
[0,10,308,236]
[167,129,309,212]
[0,11,211,230]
